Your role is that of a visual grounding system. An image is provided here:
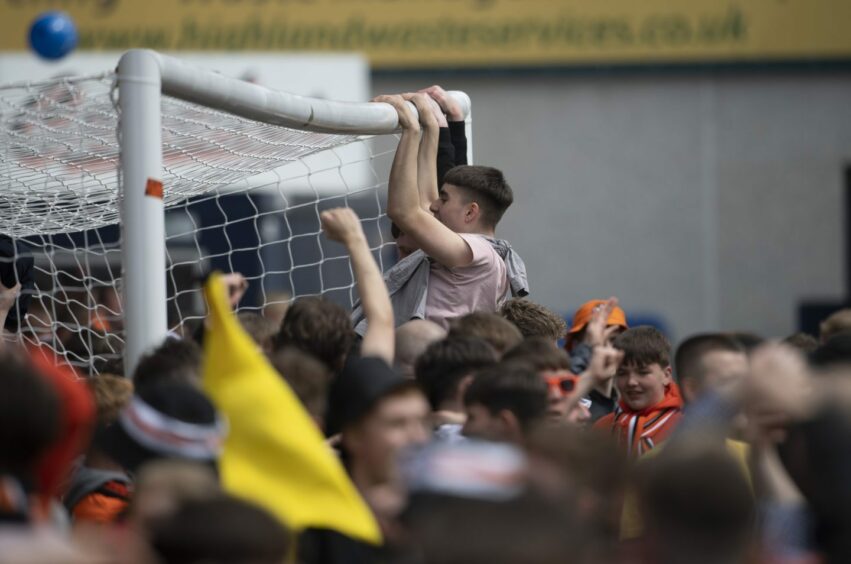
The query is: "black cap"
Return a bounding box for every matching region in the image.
[325,356,414,436]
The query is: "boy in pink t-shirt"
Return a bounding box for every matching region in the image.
[426,233,508,329]
[373,93,517,328]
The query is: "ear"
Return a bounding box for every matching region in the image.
[681,377,699,403]
[465,201,480,224]
[341,424,364,456]
[455,374,475,405]
[497,409,523,442]
[662,365,673,386]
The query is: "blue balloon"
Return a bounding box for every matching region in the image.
[29,12,78,60]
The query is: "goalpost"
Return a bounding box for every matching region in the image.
[0,49,472,376]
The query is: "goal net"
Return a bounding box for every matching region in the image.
[0,50,470,376]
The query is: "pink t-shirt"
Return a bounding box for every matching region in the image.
[425,234,509,329]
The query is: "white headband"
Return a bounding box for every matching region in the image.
[119,396,226,460]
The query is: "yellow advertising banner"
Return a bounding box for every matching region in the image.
[1,0,850,69]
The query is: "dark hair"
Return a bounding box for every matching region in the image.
[443,165,513,228]
[636,441,755,564]
[415,337,498,410]
[150,495,290,564]
[810,330,851,369]
[782,332,819,354]
[499,298,566,341]
[819,308,851,342]
[0,351,60,478]
[237,311,278,354]
[725,332,764,353]
[132,337,202,389]
[613,326,671,369]
[275,297,355,374]
[674,334,745,384]
[448,312,523,356]
[502,337,571,373]
[270,347,331,424]
[464,362,547,431]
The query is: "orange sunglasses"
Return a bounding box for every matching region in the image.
[543,372,579,397]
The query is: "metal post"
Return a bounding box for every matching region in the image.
[118,50,166,376]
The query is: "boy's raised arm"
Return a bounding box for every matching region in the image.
[320,207,394,364]
[375,94,473,269]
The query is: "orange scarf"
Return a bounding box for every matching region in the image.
[594,383,684,458]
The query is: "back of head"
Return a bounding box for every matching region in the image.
[130,459,221,529]
[464,362,548,432]
[395,319,447,378]
[403,492,580,564]
[88,373,133,429]
[526,425,626,543]
[783,332,820,354]
[502,338,571,373]
[132,337,202,389]
[725,331,764,353]
[820,308,851,342]
[99,381,224,474]
[237,311,278,354]
[415,337,499,410]
[270,347,331,426]
[149,495,290,564]
[674,333,745,385]
[275,296,355,374]
[499,298,566,341]
[613,326,671,369]
[636,440,755,564]
[810,330,851,369]
[0,351,60,479]
[448,312,523,356]
[443,165,513,228]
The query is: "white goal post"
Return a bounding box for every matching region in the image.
[1,49,472,376]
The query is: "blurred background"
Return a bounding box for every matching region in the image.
[2,0,849,343]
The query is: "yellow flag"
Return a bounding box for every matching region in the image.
[202,273,382,545]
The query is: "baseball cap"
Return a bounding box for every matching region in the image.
[325,356,417,436]
[568,300,628,334]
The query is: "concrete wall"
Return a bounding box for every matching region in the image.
[373,71,851,341]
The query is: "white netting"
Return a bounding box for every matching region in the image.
[0,72,399,374]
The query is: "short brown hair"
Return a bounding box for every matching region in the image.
[448,312,523,356]
[613,326,671,369]
[237,311,278,354]
[270,347,331,425]
[133,338,202,389]
[820,308,851,342]
[464,362,547,431]
[502,338,571,372]
[782,332,819,354]
[674,334,744,384]
[499,298,566,340]
[443,165,513,228]
[415,336,498,410]
[275,297,355,374]
[88,374,133,428]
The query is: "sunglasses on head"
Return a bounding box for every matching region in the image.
[544,372,579,397]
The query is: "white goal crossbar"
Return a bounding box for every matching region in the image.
[115,50,471,374]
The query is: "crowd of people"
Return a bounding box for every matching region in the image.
[0,85,850,564]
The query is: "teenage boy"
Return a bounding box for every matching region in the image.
[462,362,548,444]
[594,326,683,458]
[352,94,528,333]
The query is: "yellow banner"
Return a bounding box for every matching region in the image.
[2,1,850,68]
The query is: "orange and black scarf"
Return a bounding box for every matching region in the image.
[594,384,684,458]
